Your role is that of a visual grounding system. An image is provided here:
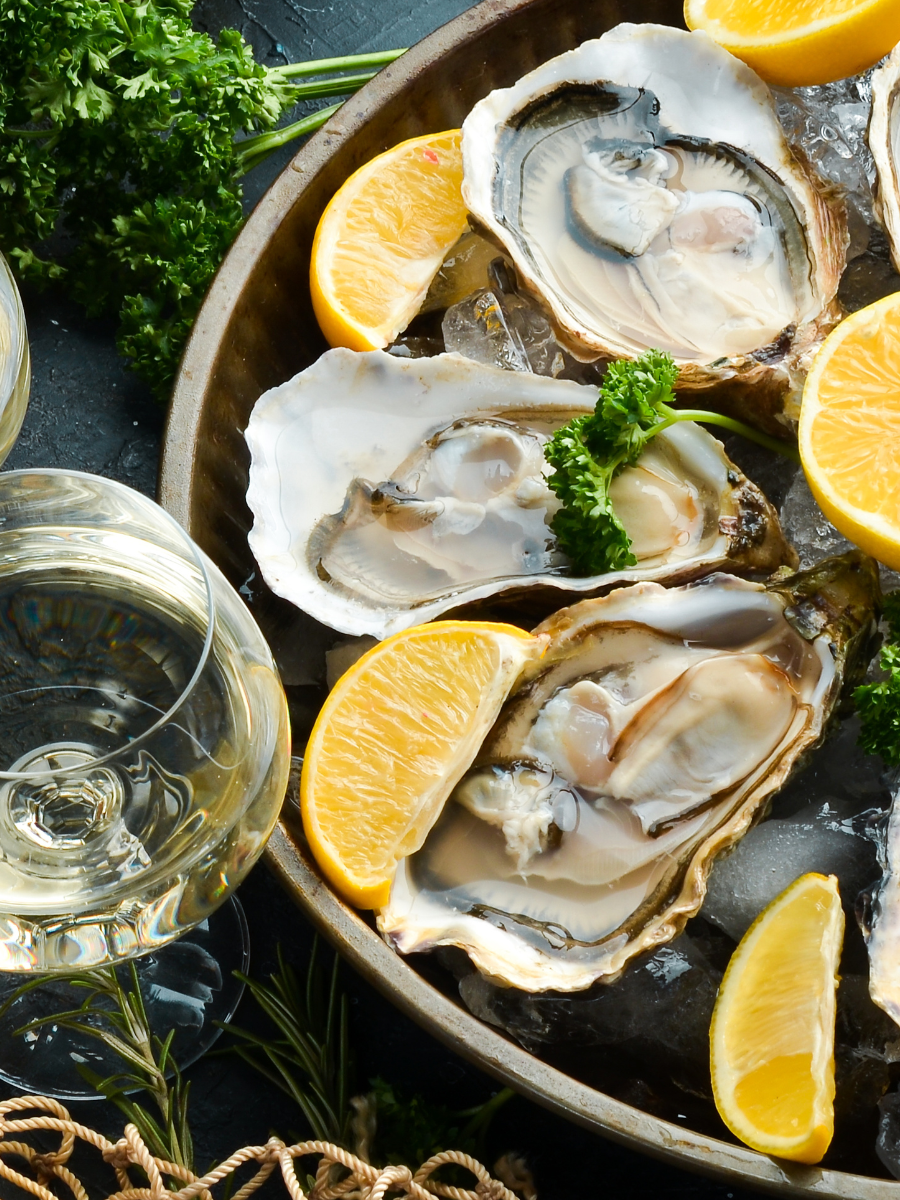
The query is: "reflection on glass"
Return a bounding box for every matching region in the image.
[0,252,30,464]
[0,469,290,972]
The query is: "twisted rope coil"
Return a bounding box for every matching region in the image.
[0,1096,519,1200]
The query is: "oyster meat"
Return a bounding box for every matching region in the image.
[379,553,879,991]
[246,348,794,639]
[871,45,900,273]
[461,23,847,439]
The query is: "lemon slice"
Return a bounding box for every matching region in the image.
[710,873,844,1164]
[799,292,900,570]
[684,0,900,86]
[310,130,468,351]
[300,621,545,909]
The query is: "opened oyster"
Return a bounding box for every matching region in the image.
[379,553,879,991]
[871,45,900,272]
[462,23,847,439]
[246,348,794,638]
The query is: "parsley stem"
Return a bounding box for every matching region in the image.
[284,69,379,101]
[1,126,56,138]
[235,71,377,175]
[270,49,406,79]
[235,103,342,174]
[110,0,132,40]
[654,405,801,465]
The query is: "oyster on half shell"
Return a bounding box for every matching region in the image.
[379,553,879,992]
[461,23,847,440]
[245,349,795,639]
[871,45,900,273]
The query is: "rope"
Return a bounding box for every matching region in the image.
[0,1096,522,1200]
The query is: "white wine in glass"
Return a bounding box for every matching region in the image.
[0,469,290,973]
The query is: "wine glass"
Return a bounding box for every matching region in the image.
[0,469,290,1093]
[0,252,31,465]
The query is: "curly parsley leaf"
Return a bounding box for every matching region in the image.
[0,0,401,399]
[544,348,797,577]
[855,591,900,765]
[544,350,677,575]
[584,348,679,461]
[544,414,635,575]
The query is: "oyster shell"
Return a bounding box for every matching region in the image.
[461,23,847,440]
[862,783,900,1026]
[378,553,879,991]
[246,349,795,639]
[871,45,900,273]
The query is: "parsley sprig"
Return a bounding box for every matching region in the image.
[544,349,800,576]
[0,0,402,398]
[855,591,900,765]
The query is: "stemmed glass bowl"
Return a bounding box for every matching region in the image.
[0,469,290,974]
[0,253,31,465]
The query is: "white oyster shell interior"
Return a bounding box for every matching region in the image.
[245,349,784,639]
[379,576,835,991]
[462,23,830,364]
[865,782,900,1024]
[871,45,900,272]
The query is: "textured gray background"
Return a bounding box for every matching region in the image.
[1,3,776,1196]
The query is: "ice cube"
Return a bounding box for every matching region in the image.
[775,70,878,226]
[325,635,378,690]
[442,289,532,373]
[459,931,722,1097]
[703,797,881,942]
[720,435,799,513]
[778,470,900,592]
[835,1038,891,1166]
[420,231,503,314]
[779,471,854,568]
[773,717,891,816]
[441,258,606,385]
[838,232,900,314]
[877,1091,900,1179]
[837,973,900,1064]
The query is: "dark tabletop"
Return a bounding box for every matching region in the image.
[0,2,778,1197]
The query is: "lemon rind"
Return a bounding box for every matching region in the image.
[300,622,545,910]
[310,130,465,351]
[686,0,887,46]
[799,293,900,566]
[709,873,843,1164]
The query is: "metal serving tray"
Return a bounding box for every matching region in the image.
[159,2,900,1192]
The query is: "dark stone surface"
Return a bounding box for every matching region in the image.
[0,2,775,1197]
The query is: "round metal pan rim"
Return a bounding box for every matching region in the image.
[160,1,900,1192]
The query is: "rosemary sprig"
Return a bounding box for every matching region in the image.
[225,939,354,1147]
[224,939,514,1167]
[368,1077,514,1168]
[0,937,515,1187]
[0,963,193,1170]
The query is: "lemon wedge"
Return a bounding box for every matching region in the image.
[684,0,900,86]
[710,872,843,1164]
[310,130,468,351]
[300,621,545,909]
[799,291,900,570]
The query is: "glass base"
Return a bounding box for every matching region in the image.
[0,895,250,1100]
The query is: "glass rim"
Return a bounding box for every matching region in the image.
[0,468,217,781]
